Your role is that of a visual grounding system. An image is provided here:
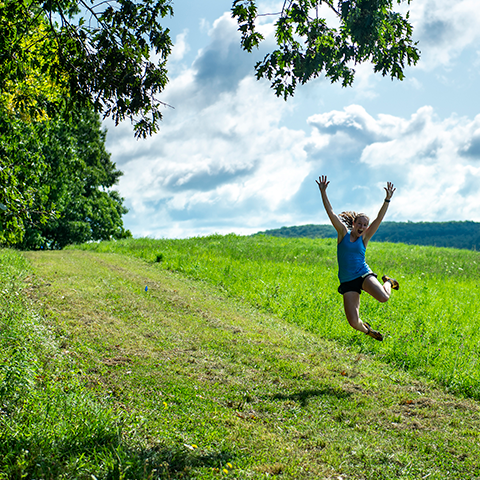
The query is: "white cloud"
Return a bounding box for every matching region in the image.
[111,96,480,238]
[106,14,310,238]
[307,105,480,223]
[407,0,480,70]
[105,5,480,239]
[169,30,190,62]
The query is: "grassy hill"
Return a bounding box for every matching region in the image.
[256,220,480,250]
[1,235,480,478]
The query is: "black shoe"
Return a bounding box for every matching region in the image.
[364,322,383,341]
[382,275,399,290]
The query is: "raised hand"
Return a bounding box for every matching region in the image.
[316,175,330,192]
[384,181,396,200]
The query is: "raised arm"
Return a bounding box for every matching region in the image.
[316,175,347,241]
[363,181,396,246]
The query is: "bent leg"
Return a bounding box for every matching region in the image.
[362,275,391,303]
[343,292,369,333]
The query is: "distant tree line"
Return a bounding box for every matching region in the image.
[256,221,480,251]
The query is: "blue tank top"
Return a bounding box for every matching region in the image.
[337,232,372,283]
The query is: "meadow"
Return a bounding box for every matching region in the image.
[0,249,131,479]
[76,234,480,399]
[2,236,480,479]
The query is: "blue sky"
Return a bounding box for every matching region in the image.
[104,0,480,239]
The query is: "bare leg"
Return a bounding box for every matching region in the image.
[343,292,369,333]
[362,275,391,303]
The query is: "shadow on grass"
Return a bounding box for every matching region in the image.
[150,445,239,474]
[270,386,352,407]
[1,438,239,479]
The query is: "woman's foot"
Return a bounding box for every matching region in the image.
[382,275,399,290]
[364,322,383,341]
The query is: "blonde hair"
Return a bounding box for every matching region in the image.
[339,211,370,229]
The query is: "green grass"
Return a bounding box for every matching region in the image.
[0,249,124,479]
[73,234,480,399]
[2,236,480,478]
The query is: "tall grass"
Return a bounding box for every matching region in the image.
[0,249,166,479]
[74,234,480,398]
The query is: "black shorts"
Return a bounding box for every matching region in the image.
[337,273,377,295]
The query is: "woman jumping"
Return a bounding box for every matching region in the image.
[316,175,399,341]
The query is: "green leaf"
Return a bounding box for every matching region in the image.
[235,0,420,97]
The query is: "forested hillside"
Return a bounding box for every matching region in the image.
[256,221,480,250]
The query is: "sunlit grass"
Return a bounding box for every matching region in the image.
[74,234,480,398]
[11,244,480,479]
[0,249,171,478]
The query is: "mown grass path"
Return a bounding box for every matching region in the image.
[26,250,480,479]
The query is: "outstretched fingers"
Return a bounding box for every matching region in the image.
[316,175,330,191]
[384,181,396,200]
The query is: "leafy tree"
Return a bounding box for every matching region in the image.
[18,106,131,250]
[0,7,64,245]
[0,116,54,246]
[0,0,173,138]
[1,0,420,135]
[0,5,131,248]
[232,0,420,99]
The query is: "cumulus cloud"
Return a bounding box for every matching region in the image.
[304,105,480,224]
[169,30,190,63]
[104,5,480,239]
[106,14,309,238]
[405,0,480,70]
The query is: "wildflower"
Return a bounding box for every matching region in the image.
[183,443,198,450]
